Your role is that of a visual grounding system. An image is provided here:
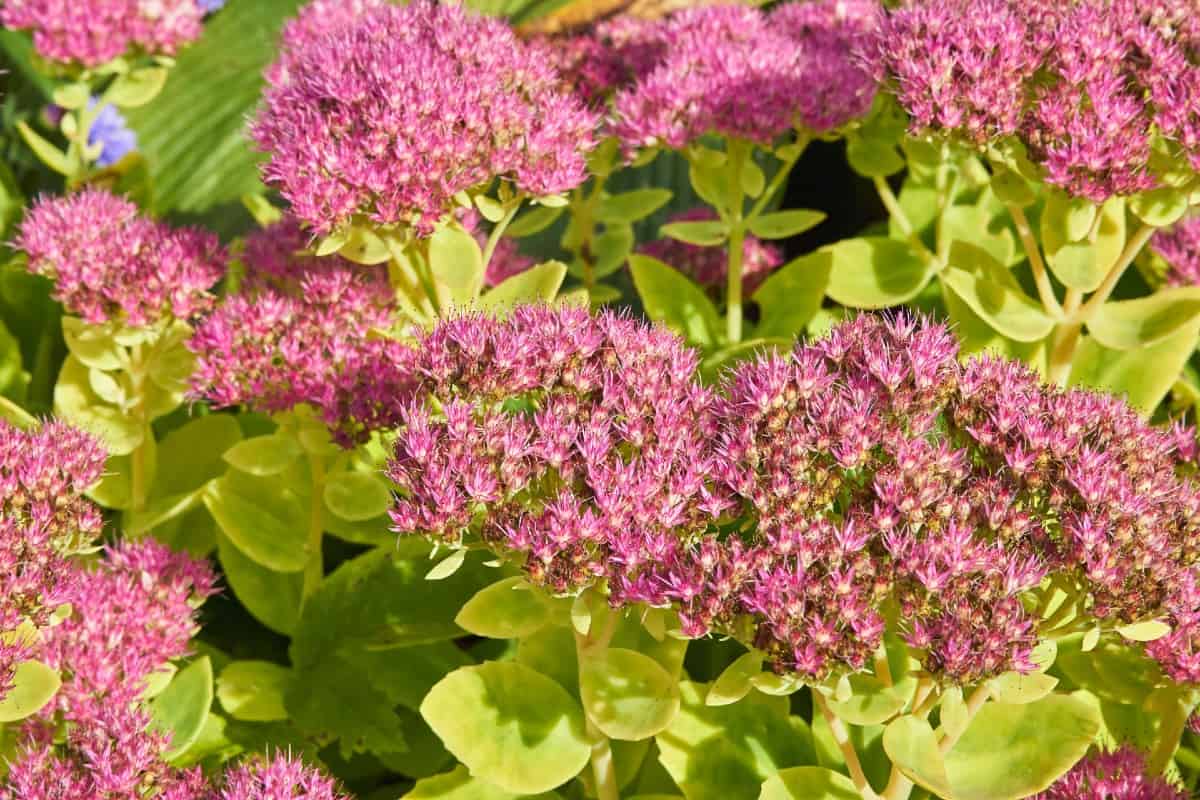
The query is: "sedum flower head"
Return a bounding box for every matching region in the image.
[1033,746,1187,800]
[0,420,105,700]
[252,0,598,237]
[387,305,720,596]
[872,0,1200,201]
[1,540,215,800]
[1150,215,1200,287]
[214,755,351,800]
[190,218,417,445]
[16,189,226,326]
[638,207,784,295]
[1,0,211,67]
[612,1,878,151]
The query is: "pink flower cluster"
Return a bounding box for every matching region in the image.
[611,1,879,151]
[389,309,1200,684]
[0,420,105,701]
[1151,216,1200,287]
[639,208,784,295]
[190,218,417,445]
[252,0,597,237]
[872,0,1200,201]
[17,189,226,327]
[2,539,216,800]
[213,756,350,800]
[1033,746,1187,800]
[0,0,210,66]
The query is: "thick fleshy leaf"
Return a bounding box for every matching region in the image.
[478,261,567,313]
[598,189,673,224]
[1042,196,1125,293]
[579,647,681,740]
[405,765,561,799]
[823,238,933,309]
[150,656,214,763]
[0,660,60,722]
[421,662,591,794]
[216,660,291,722]
[987,672,1058,705]
[221,433,302,477]
[204,469,310,572]
[827,669,917,726]
[747,210,826,240]
[216,532,303,635]
[629,254,724,349]
[323,470,393,522]
[938,200,1017,268]
[661,220,730,247]
[882,715,953,798]
[706,652,763,707]
[1069,321,1200,415]
[942,693,1101,800]
[941,266,1056,342]
[456,576,556,639]
[287,651,408,758]
[1086,288,1200,351]
[759,767,860,800]
[656,682,814,800]
[751,252,832,340]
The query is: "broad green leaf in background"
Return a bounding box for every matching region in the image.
[941,266,1056,342]
[204,469,310,572]
[455,576,556,640]
[216,531,304,635]
[421,662,592,794]
[216,660,292,722]
[751,252,833,340]
[124,0,308,212]
[597,189,673,225]
[759,767,861,800]
[477,261,568,313]
[287,652,409,759]
[747,210,826,241]
[823,237,933,309]
[150,656,214,763]
[1085,287,1200,351]
[1041,195,1126,293]
[629,254,724,350]
[656,682,814,800]
[1069,320,1200,415]
[323,470,393,522]
[222,433,302,477]
[405,765,561,799]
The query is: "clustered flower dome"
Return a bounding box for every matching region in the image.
[189,217,418,446]
[872,0,1200,201]
[0,420,105,702]
[611,0,879,152]
[388,309,1200,685]
[1150,215,1200,287]
[638,207,785,295]
[1033,746,1188,800]
[251,0,598,237]
[0,0,216,67]
[16,189,226,327]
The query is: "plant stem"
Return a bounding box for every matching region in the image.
[1007,204,1062,318]
[574,603,621,800]
[874,647,893,688]
[748,138,808,220]
[726,145,748,344]
[939,684,990,754]
[1148,695,1189,775]
[1076,223,1157,321]
[573,175,610,292]
[302,454,326,604]
[480,202,521,277]
[873,176,941,270]
[815,692,880,800]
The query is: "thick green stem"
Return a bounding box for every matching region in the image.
[302,454,327,604]
[574,605,621,800]
[480,202,522,276]
[748,138,808,220]
[1148,696,1189,775]
[572,174,610,292]
[1008,204,1062,318]
[873,177,941,270]
[726,222,746,344]
[815,692,880,800]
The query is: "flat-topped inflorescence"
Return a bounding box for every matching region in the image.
[212,755,352,800]
[0,0,214,67]
[252,0,598,237]
[389,308,1200,686]
[190,217,417,445]
[16,189,225,327]
[0,420,105,702]
[1032,746,1188,800]
[611,0,879,152]
[872,0,1200,201]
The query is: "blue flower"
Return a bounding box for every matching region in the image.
[196,0,226,12]
[87,99,137,168]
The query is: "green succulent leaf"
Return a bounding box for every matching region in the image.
[216,660,292,722]
[598,189,674,224]
[706,652,764,708]
[747,210,826,241]
[1085,288,1200,351]
[941,266,1055,342]
[1069,320,1200,415]
[0,660,60,722]
[758,767,861,800]
[323,470,393,522]
[824,237,934,309]
[430,224,486,308]
[216,531,304,635]
[405,765,561,799]
[456,576,556,640]
[986,672,1059,705]
[629,254,724,350]
[421,662,592,795]
[287,652,409,759]
[1130,186,1188,227]
[751,252,833,340]
[507,205,565,238]
[150,656,214,763]
[478,261,568,313]
[579,647,681,740]
[1041,195,1126,292]
[221,433,303,477]
[882,715,953,798]
[106,66,169,108]
[661,220,730,247]
[205,469,310,572]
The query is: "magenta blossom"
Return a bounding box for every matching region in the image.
[612,1,878,152]
[1,540,216,800]
[191,219,417,445]
[1,0,211,66]
[639,207,784,295]
[16,189,225,327]
[253,0,597,237]
[0,420,105,701]
[1151,215,1200,287]
[1033,746,1187,800]
[213,755,352,800]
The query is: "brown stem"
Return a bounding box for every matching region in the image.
[815,691,880,800]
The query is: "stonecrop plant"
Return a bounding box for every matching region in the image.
[6,0,1200,799]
